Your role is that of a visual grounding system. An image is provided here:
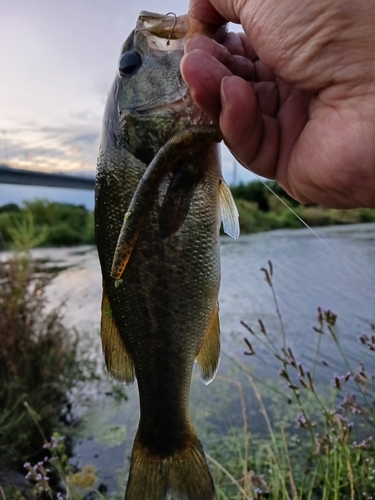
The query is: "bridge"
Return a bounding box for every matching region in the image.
[0,164,95,190]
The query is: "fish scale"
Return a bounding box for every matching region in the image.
[95,11,239,500]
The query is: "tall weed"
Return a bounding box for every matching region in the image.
[206,262,375,500]
[0,253,96,468]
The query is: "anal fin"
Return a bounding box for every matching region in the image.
[196,304,221,385]
[100,288,135,385]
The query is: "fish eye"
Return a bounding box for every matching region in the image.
[118,51,142,77]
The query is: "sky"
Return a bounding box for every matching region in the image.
[0,0,255,209]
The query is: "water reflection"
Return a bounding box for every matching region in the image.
[4,223,373,492]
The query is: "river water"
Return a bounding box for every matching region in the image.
[10,223,375,492]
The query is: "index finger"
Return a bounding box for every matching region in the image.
[188,0,227,25]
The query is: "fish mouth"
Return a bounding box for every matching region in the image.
[136,12,188,52]
[135,11,225,51]
[131,12,213,125]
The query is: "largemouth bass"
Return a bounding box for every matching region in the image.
[95,11,239,500]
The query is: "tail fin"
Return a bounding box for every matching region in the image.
[125,432,215,500]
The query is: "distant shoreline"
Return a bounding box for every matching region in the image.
[1,187,374,250]
[234,198,375,235]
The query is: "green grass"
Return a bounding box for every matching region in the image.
[2,181,375,250]
[0,252,98,470]
[1,187,375,498]
[201,262,375,500]
[0,231,128,499]
[0,199,95,249]
[14,261,373,500]
[231,181,375,235]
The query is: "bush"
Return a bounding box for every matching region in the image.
[0,203,20,214]
[0,211,23,248]
[231,181,270,212]
[230,181,375,234]
[0,200,95,248]
[82,210,96,245]
[204,262,375,499]
[23,200,88,231]
[48,223,83,246]
[0,254,95,468]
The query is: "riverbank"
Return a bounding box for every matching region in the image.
[1,182,375,249]
[0,200,94,249]
[1,224,374,498]
[233,181,375,234]
[0,250,126,498]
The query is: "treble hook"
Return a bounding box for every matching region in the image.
[165,12,177,46]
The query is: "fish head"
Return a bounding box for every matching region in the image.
[102,12,208,164]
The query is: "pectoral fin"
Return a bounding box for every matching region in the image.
[100,289,135,385]
[219,179,240,239]
[159,165,199,239]
[196,304,221,385]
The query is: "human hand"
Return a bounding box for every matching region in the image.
[181,0,375,208]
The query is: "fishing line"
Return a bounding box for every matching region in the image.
[163,13,375,294]
[229,148,375,295]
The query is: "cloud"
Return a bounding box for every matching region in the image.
[0,0,255,211]
[62,132,100,148]
[1,123,100,173]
